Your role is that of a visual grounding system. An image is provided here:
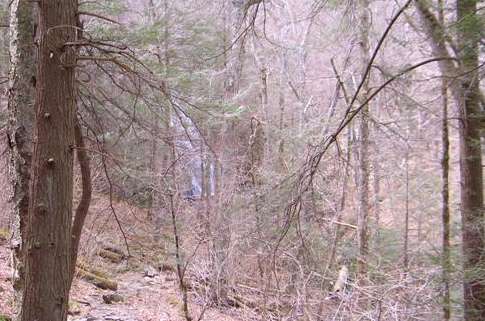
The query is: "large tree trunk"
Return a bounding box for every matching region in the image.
[456,1,484,320]
[7,0,35,319]
[20,1,77,320]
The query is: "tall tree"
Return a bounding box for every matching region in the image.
[437,2,451,320]
[7,0,35,319]
[20,1,78,320]
[356,0,371,278]
[440,52,452,321]
[456,1,484,319]
[416,1,484,319]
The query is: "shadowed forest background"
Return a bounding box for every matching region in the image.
[0,0,483,321]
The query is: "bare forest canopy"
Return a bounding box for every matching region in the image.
[0,0,484,321]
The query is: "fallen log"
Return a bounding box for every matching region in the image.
[98,249,124,263]
[77,268,118,291]
[77,260,110,279]
[101,244,125,256]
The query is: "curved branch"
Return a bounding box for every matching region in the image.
[70,116,92,284]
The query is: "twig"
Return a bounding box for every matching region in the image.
[78,11,121,25]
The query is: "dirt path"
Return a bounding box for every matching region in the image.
[69,271,168,321]
[69,269,240,321]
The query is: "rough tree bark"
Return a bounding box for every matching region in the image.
[20,1,78,320]
[456,1,484,320]
[7,0,35,319]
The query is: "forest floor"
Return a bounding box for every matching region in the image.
[0,243,239,321]
[0,194,242,321]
